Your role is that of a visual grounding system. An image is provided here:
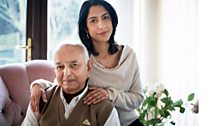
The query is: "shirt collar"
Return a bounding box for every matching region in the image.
[60,84,88,106]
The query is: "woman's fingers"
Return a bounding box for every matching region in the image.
[93,93,108,104]
[83,87,109,105]
[83,90,101,104]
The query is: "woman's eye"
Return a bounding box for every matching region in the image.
[90,19,97,23]
[103,15,111,20]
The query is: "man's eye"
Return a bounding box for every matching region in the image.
[56,65,64,70]
[71,63,79,68]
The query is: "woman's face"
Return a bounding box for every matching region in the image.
[86,5,113,43]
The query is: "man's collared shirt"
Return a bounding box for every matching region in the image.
[22,85,120,126]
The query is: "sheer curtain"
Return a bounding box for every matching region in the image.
[112,0,198,126]
[159,0,198,125]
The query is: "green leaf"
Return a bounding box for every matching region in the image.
[161,97,173,105]
[147,97,157,107]
[164,89,169,96]
[173,99,183,107]
[153,92,157,97]
[148,118,161,125]
[161,97,169,104]
[170,121,176,125]
[163,110,171,118]
[188,93,195,101]
[179,106,185,113]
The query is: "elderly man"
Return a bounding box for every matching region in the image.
[22,43,120,126]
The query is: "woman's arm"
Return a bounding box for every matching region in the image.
[84,47,144,110]
[83,62,144,111]
[108,47,144,110]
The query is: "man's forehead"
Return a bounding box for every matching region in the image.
[55,59,80,64]
[53,43,88,64]
[55,45,83,56]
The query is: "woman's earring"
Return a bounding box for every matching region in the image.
[86,33,89,39]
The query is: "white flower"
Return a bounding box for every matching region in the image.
[146,83,165,97]
[156,83,165,98]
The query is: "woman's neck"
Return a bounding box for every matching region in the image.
[92,41,110,56]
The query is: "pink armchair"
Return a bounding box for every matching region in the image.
[0,60,55,126]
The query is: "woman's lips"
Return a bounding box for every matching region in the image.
[98,31,107,35]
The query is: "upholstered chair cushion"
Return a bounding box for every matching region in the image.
[0,60,55,126]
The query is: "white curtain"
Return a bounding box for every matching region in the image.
[111,0,199,125]
[158,0,199,124]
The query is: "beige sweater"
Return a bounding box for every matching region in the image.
[88,45,144,126]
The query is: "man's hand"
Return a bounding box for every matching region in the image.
[83,86,109,105]
[30,84,47,114]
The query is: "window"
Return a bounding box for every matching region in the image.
[0,0,27,65]
[47,0,118,61]
[47,0,84,61]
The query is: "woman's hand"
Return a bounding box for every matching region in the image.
[30,84,47,114]
[83,86,109,105]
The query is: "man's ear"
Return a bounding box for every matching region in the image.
[87,59,93,73]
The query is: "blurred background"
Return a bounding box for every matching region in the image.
[2,0,224,125]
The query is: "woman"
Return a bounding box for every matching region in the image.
[30,0,144,125]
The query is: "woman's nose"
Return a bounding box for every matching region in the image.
[97,20,105,29]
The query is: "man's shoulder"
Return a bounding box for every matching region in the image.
[90,100,115,125]
[39,85,59,113]
[45,84,58,94]
[98,100,113,106]
[91,100,114,112]
[43,84,59,100]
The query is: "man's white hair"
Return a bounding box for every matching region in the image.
[53,41,89,64]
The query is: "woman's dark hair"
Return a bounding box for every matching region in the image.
[78,0,118,56]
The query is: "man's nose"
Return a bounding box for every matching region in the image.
[64,67,71,76]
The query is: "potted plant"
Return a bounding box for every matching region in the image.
[137,84,195,126]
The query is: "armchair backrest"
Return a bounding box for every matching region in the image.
[0,60,55,126]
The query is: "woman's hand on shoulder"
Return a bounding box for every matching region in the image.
[83,86,109,105]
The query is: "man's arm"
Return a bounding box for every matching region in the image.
[104,108,120,126]
[30,79,54,113]
[21,104,39,126]
[30,79,54,90]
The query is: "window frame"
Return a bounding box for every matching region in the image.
[26,0,47,60]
